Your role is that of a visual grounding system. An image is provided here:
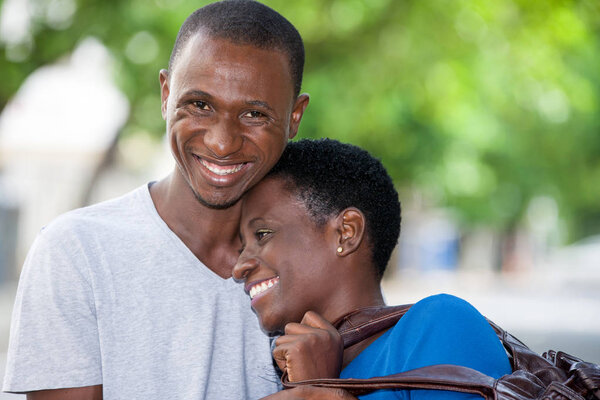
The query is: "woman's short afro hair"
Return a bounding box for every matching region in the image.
[266,138,401,279]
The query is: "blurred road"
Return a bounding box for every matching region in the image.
[0,261,597,399]
[382,266,600,364]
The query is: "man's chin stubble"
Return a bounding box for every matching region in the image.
[192,190,241,210]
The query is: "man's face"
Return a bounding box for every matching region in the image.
[160,33,309,208]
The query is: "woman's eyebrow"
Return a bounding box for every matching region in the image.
[247,217,265,226]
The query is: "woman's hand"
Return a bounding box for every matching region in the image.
[261,386,357,399]
[273,311,344,382]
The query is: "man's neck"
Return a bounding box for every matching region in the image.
[149,171,243,279]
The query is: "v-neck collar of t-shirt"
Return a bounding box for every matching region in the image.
[139,182,238,287]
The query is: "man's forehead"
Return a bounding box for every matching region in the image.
[169,32,295,102]
[172,31,289,74]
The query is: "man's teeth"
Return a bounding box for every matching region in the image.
[201,160,244,175]
[249,278,279,299]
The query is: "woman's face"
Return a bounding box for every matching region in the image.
[232,177,339,334]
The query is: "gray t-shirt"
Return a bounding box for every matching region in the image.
[3,184,279,399]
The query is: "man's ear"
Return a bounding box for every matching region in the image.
[288,93,310,140]
[159,69,170,120]
[334,208,365,257]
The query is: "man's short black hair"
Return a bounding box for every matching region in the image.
[266,139,401,279]
[169,0,304,97]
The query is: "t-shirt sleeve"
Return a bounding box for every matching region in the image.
[3,224,102,393]
[392,294,512,400]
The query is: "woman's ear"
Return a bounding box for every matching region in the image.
[334,208,366,256]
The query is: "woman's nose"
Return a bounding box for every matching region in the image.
[232,255,259,282]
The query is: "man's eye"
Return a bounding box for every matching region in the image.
[193,101,210,110]
[244,110,264,118]
[256,229,273,240]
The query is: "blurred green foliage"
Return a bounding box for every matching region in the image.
[1,0,599,241]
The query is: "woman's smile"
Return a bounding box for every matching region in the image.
[247,276,280,301]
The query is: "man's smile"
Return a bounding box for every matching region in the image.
[191,154,252,186]
[199,158,247,175]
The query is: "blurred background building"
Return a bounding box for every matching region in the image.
[0,0,599,397]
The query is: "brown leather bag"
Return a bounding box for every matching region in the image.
[281,305,600,400]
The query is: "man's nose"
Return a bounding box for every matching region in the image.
[203,117,244,158]
[232,254,259,282]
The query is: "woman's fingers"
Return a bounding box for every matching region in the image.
[272,311,344,382]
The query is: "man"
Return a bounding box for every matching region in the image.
[3,1,309,398]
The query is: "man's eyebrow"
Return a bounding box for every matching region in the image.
[181,92,274,112]
[182,89,214,99]
[246,100,275,112]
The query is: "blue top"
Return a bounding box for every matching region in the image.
[340,294,512,399]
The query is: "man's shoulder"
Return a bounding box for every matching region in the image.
[40,184,151,239]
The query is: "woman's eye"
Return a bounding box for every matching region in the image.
[193,101,210,110]
[256,229,273,240]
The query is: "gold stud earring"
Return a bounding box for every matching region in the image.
[337,246,343,253]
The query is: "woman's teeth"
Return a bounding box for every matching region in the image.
[249,277,279,299]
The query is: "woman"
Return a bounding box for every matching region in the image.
[233,139,511,399]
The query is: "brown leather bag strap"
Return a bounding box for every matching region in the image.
[282,364,497,399]
[332,304,412,348]
[284,305,497,398]
[282,305,599,400]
